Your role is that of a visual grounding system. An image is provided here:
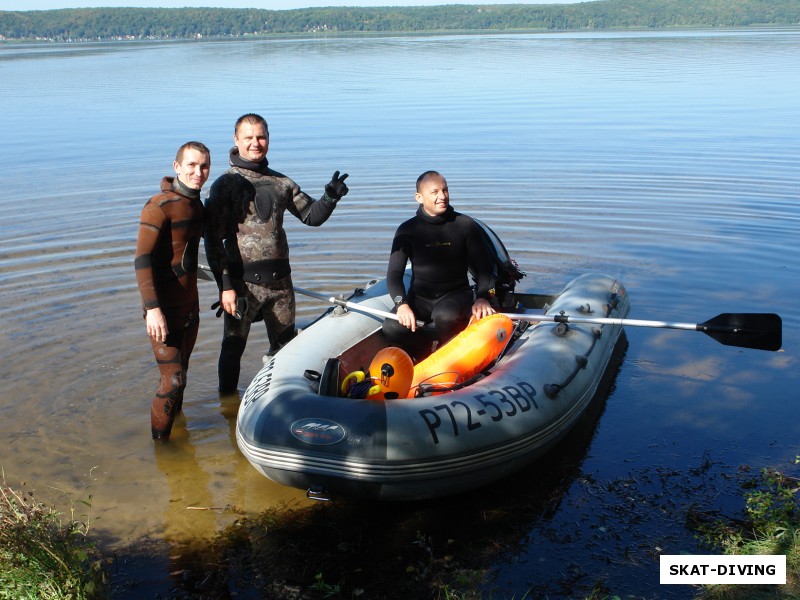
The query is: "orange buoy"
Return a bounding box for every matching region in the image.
[365,346,414,401]
[409,313,514,396]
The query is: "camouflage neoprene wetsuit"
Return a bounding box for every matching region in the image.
[204,148,339,392]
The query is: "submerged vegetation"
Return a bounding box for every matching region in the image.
[1,0,799,41]
[2,462,798,598]
[144,462,800,599]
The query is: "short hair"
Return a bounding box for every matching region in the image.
[175,141,210,163]
[235,113,268,135]
[416,170,443,192]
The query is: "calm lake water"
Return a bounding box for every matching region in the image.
[1,29,799,598]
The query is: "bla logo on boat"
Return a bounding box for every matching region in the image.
[290,418,346,445]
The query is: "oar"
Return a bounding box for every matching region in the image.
[295,286,425,327]
[501,311,782,352]
[295,286,781,351]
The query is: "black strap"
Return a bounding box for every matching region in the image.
[243,258,291,284]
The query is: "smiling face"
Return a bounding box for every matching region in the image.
[415,173,449,217]
[173,147,210,191]
[234,120,269,162]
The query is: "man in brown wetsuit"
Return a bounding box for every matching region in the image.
[204,113,348,393]
[135,141,210,439]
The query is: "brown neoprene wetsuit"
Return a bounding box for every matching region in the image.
[134,176,204,438]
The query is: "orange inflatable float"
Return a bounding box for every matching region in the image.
[409,313,514,397]
[341,347,414,401]
[366,346,414,400]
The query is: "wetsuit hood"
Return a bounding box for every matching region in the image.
[416,204,455,225]
[229,146,270,175]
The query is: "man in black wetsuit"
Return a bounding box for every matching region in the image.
[382,170,496,360]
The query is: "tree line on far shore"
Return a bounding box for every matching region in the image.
[1,0,799,42]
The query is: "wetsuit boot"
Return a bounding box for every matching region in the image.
[218,336,246,394]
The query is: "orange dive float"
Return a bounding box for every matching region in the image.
[340,346,415,400]
[340,314,515,400]
[409,313,514,396]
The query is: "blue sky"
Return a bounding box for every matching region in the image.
[4,0,582,11]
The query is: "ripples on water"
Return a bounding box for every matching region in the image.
[1,29,799,597]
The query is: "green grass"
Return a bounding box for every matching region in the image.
[692,466,800,600]
[0,478,107,599]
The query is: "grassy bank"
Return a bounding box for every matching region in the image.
[0,480,107,599]
[692,466,800,599]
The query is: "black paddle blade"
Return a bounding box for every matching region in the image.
[699,313,782,351]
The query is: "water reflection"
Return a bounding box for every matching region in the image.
[153,419,219,542]
[107,389,300,596]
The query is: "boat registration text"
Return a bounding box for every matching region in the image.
[418,381,539,444]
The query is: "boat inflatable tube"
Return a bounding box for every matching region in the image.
[410,313,514,396]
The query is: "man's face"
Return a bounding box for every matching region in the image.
[234,121,269,162]
[174,148,210,191]
[415,175,449,217]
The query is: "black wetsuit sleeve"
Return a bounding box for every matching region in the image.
[287,179,337,226]
[466,220,494,300]
[386,225,411,302]
[203,176,234,291]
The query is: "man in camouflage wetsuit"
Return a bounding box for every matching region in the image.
[135,141,210,439]
[204,113,349,393]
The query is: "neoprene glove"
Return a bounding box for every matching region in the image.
[210,299,247,320]
[325,171,349,201]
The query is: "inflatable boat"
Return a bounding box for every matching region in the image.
[235,270,631,501]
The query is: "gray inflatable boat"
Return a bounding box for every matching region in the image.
[236,271,630,501]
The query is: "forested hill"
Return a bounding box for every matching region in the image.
[2,0,799,41]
